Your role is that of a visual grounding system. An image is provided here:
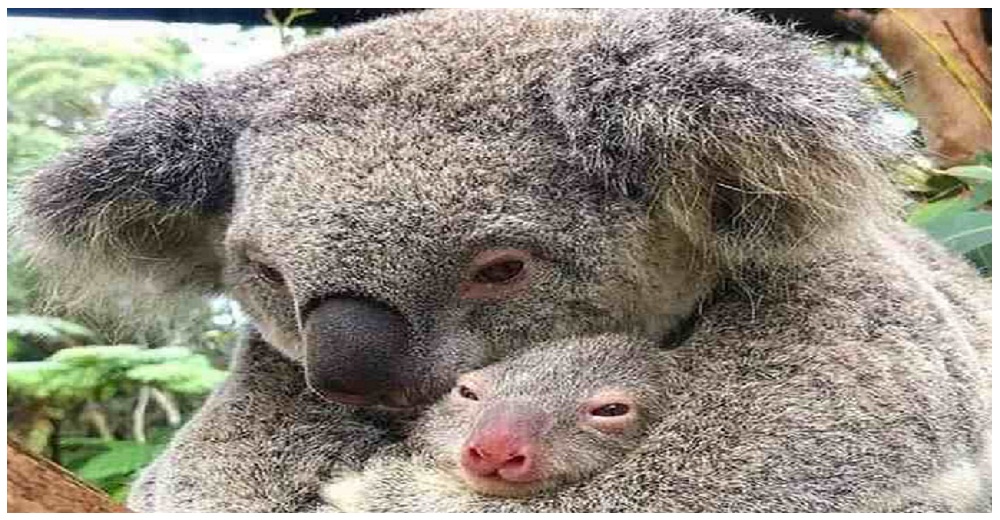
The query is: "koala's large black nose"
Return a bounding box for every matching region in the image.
[303,296,410,407]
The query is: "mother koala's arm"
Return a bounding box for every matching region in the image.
[127,333,396,512]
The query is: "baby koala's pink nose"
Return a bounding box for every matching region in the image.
[461,433,539,482]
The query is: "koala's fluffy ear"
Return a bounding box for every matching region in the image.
[548,10,906,268]
[17,81,240,309]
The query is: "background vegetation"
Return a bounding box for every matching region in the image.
[6,32,239,501]
[5,13,991,503]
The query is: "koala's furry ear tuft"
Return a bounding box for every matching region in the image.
[548,10,908,269]
[16,81,241,311]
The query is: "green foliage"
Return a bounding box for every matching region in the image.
[127,355,228,395]
[264,8,318,48]
[7,360,100,403]
[7,314,98,343]
[7,34,202,314]
[60,433,171,501]
[5,29,229,504]
[906,154,992,276]
[7,35,199,133]
[7,344,228,403]
[6,121,69,179]
[825,43,991,278]
[6,314,99,361]
[7,340,227,501]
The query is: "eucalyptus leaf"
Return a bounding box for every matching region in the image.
[919,211,992,255]
[72,441,162,482]
[941,165,992,182]
[908,184,991,227]
[965,244,991,276]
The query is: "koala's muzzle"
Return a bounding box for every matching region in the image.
[303,297,412,408]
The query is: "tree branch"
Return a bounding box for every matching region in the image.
[6,439,129,512]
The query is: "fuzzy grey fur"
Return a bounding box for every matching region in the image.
[16,9,990,512]
[321,334,670,511]
[323,228,993,512]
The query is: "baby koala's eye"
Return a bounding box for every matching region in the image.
[457,385,479,401]
[590,403,630,417]
[581,388,639,435]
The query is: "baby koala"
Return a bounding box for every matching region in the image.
[322,334,667,511]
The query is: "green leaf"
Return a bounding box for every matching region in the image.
[965,244,992,276]
[919,211,992,255]
[940,165,992,183]
[126,357,227,395]
[8,336,19,358]
[49,345,146,368]
[6,360,101,402]
[6,361,66,390]
[970,181,992,205]
[71,441,162,482]
[909,198,969,227]
[973,151,992,167]
[130,346,194,364]
[908,185,991,226]
[5,315,98,343]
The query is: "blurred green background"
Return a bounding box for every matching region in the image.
[5,11,991,503]
[5,17,298,500]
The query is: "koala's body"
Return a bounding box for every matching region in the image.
[323,334,667,511]
[18,9,990,512]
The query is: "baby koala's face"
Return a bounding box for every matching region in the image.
[414,334,665,497]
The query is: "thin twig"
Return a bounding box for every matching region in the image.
[81,402,113,441]
[150,388,181,426]
[133,386,151,444]
[941,20,991,90]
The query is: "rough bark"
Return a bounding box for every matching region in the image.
[838,8,992,166]
[6,439,129,513]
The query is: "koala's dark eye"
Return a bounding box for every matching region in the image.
[251,260,284,285]
[457,385,479,401]
[461,249,533,300]
[591,403,630,417]
[473,260,524,284]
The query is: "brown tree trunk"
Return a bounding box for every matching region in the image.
[6,438,130,512]
[839,8,992,167]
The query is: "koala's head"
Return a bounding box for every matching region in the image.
[412,334,666,497]
[19,10,903,409]
[223,117,700,409]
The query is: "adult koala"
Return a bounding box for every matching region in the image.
[19,9,990,512]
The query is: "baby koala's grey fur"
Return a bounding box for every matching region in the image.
[16,9,990,512]
[322,334,668,512]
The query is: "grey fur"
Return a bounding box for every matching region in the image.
[15,9,989,512]
[323,227,993,512]
[322,334,670,511]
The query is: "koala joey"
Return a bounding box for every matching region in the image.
[323,334,666,511]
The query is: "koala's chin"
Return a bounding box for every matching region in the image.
[455,469,557,498]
